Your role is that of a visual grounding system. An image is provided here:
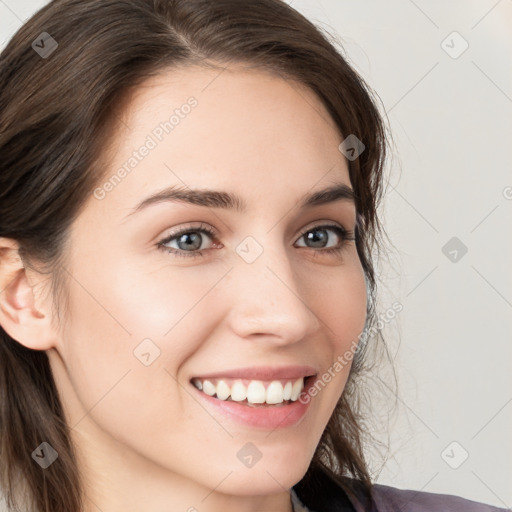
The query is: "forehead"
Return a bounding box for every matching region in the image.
[94,64,352,215]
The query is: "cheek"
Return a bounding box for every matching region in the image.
[319,260,368,348]
[57,260,228,419]
[56,270,204,460]
[316,262,367,396]
[63,258,222,353]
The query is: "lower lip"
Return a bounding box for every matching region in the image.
[190,376,318,429]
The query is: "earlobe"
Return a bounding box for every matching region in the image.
[0,237,57,351]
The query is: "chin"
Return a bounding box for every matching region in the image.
[218,453,310,496]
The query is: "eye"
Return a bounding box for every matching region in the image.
[156,222,356,258]
[156,222,218,258]
[295,223,356,256]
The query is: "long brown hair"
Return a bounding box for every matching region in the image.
[0,1,396,510]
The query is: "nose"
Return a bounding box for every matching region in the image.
[224,245,323,346]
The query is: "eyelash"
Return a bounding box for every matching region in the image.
[156,222,356,259]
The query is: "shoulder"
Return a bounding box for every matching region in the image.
[293,465,509,512]
[369,482,510,512]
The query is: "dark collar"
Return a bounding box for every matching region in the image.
[292,465,376,512]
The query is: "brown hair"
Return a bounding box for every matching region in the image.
[0,0,396,510]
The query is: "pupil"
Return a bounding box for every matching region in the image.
[179,232,201,250]
[307,229,327,248]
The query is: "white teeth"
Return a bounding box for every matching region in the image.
[283,381,293,400]
[246,381,266,404]
[202,380,216,396]
[290,378,304,401]
[216,380,231,400]
[265,381,284,404]
[192,377,307,404]
[230,380,247,401]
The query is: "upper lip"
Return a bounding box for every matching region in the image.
[191,365,318,381]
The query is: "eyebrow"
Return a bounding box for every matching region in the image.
[125,182,355,218]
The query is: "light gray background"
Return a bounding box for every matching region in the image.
[1,0,511,508]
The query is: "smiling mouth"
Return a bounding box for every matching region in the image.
[190,375,316,406]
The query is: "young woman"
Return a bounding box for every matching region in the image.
[0,1,507,511]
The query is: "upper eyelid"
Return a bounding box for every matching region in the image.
[297,221,347,236]
[158,222,216,242]
[161,220,347,236]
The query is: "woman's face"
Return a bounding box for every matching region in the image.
[47,64,368,510]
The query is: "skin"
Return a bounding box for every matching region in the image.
[0,64,367,512]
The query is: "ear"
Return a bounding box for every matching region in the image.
[0,237,58,350]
